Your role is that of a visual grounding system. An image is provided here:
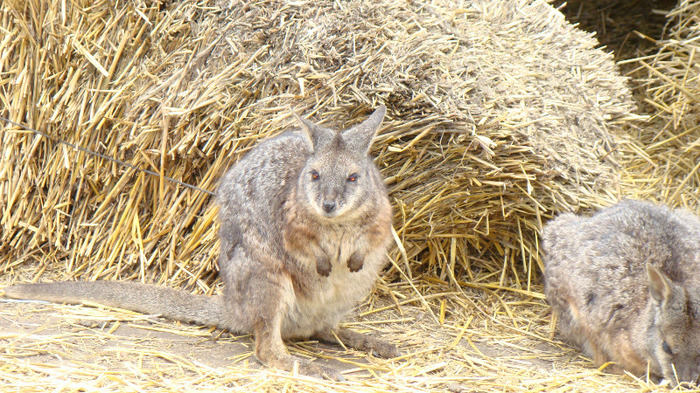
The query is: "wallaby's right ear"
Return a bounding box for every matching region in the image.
[292,110,318,152]
[647,263,673,304]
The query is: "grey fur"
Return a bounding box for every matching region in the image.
[543,199,700,385]
[3,106,398,380]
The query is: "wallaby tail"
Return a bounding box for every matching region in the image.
[1,281,226,329]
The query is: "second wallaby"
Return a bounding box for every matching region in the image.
[2,105,398,381]
[543,199,700,385]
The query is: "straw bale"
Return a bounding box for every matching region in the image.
[0,0,636,291]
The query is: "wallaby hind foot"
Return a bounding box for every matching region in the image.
[314,328,400,359]
[252,314,347,381]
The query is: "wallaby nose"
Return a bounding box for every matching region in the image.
[322,201,336,213]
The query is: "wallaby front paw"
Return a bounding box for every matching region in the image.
[316,255,332,277]
[347,252,364,272]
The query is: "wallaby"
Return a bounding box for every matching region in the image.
[543,199,700,385]
[1,105,398,381]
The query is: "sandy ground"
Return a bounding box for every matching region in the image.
[0,283,666,392]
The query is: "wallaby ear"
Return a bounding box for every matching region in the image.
[291,110,318,152]
[647,263,673,303]
[342,105,386,154]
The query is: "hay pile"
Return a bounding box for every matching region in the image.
[0,0,637,291]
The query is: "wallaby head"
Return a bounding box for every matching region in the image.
[647,263,700,385]
[293,106,386,220]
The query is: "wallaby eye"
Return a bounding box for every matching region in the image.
[310,170,320,181]
[662,341,673,356]
[347,173,358,182]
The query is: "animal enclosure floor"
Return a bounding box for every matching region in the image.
[0,283,671,392]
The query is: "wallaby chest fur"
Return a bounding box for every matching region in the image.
[543,199,700,384]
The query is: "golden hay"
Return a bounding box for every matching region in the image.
[0,0,637,291]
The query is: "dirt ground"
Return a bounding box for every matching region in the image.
[0,282,665,392]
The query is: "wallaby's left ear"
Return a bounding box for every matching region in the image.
[342,105,386,154]
[292,110,319,152]
[647,263,673,304]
